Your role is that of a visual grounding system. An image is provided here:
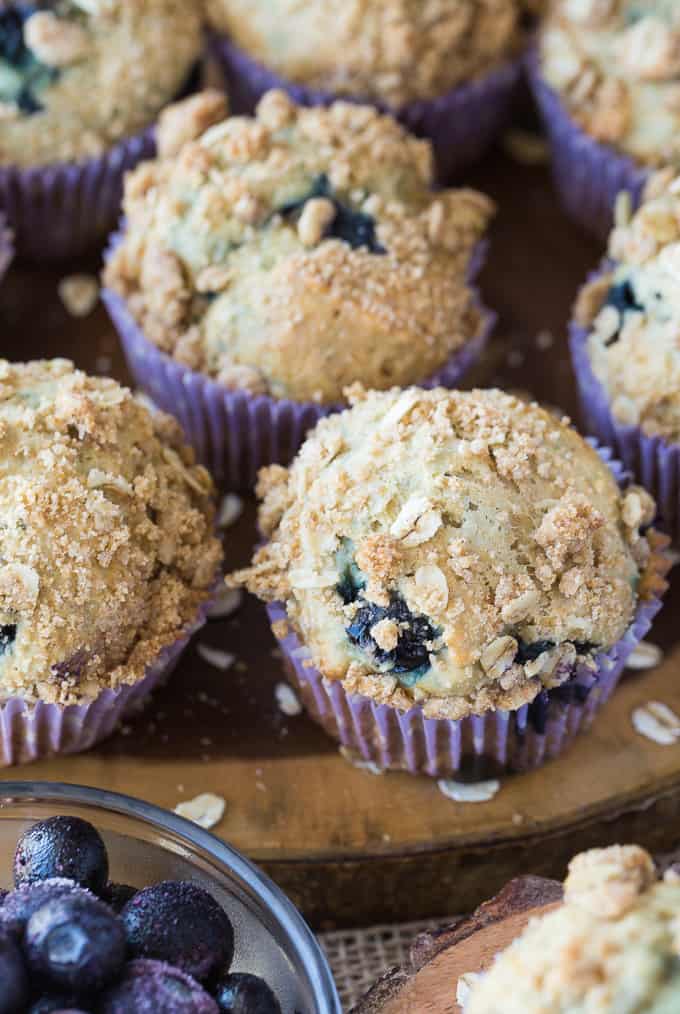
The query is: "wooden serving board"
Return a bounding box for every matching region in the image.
[3,143,680,929]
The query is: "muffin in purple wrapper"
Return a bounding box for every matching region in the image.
[0,0,202,260]
[570,168,680,542]
[103,90,497,490]
[228,386,670,779]
[0,359,222,766]
[528,3,680,239]
[206,0,523,181]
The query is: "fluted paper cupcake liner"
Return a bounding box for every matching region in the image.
[570,265,680,542]
[0,215,12,282]
[264,449,669,778]
[102,242,496,491]
[0,600,209,767]
[526,49,648,240]
[210,34,522,181]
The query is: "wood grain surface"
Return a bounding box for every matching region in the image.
[3,141,680,929]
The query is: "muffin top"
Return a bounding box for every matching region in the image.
[229,386,657,720]
[541,0,680,166]
[0,359,222,707]
[104,90,494,406]
[207,0,520,107]
[465,844,680,1013]
[0,0,201,167]
[575,170,680,443]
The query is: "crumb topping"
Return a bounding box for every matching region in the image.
[104,91,494,405]
[541,1,680,166]
[0,359,222,706]
[577,169,680,442]
[228,386,657,719]
[207,0,520,106]
[465,844,680,1013]
[0,0,201,167]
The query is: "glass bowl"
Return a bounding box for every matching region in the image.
[0,781,341,1014]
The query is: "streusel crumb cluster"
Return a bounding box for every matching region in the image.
[229,386,657,720]
[0,359,222,707]
[105,90,494,405]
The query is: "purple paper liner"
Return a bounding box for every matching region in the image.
[0,215,13,282]
[0,597,209,767]
[570,264,680,542]
[0,127,156,261]
[210,33,522,181]
[264,448,668,778]
[102,239,496,491]
[526,48,649,240]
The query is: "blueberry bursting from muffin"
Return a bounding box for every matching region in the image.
[0,815,281,1012]
[0,3,58,113]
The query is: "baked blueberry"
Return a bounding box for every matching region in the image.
[121,881,234,982]
[0,4,57,114]
[0,624,16,655]
[14,816,109,894]
[213,972,282,1014]
[0,928,28,1014]
[102,882,138,913]
[280,174,384,254]
[99,958,219,1014]
[346,594,439,683]
[1,878,93,938]
[24,894,125,994]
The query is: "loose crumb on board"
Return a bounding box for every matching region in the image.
[174,792,225,829]
[626,641,664,671]
[632,701,680,746]
[58,274,99,317]
[197,643,236,671]
[437,779,501,803]
[339,746,384,775]
[217,494,244,529]
[275,682,302,717]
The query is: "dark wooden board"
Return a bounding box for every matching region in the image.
[3,144,680,929]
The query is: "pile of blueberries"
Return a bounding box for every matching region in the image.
[0,816,282,1013]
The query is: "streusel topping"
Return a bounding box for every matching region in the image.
[541,1,680,166]
[0,0,201,167]
[0,359,222,706]
[104,90,494,405]
[576,170,680,442]
[465,844,680,1013]
[229,387,655,720]
[207,0,519,107]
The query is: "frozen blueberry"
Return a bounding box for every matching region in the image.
[1,878,93,938]
[122,881,234,983]
[346,594,439,682]
[102,882,138,913]
[14,816,109,894]
[25,893,125,994]
[213,972,282,1014]
[99,958,219,1014]
[0,929,28,1014]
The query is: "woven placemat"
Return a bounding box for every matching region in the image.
[319,917,456,1011]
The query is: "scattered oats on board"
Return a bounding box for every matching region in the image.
[457,972,482,1007]
[339,746,384,775]
[206,586,242,620]
[437,779,501,803]
[58,274,99,317]
[217,494,243,529]
[274,682,302,717]
[197,643,236,670]
[626,641,664,671]
[535,330,554,350]
[632,701,680,746]
[174,793,225,830]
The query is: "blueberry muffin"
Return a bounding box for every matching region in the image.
[540,1,680,169]
[0,359,222,761]
[0,0,201,167]
[228,387,666,773]
[465,844,680,1013]
[104,89,494,407]
[207,0,520,108]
